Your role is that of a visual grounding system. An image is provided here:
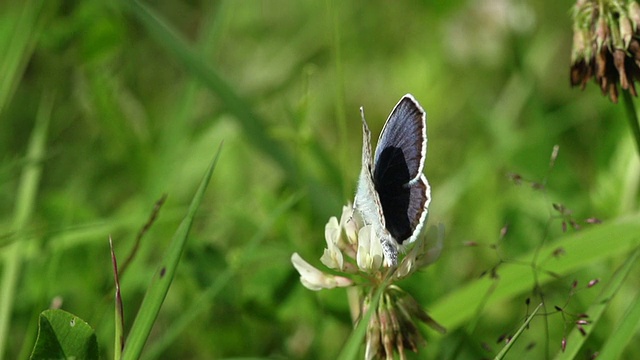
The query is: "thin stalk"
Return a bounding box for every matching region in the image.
[622,90,640,156]
[0,94,51,360]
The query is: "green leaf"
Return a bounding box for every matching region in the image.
[121,145,222,360]
[30,309,99,360]
[429,214,640,332]
[597,285,640,359]
[553,248,640,360]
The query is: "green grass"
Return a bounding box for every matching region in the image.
[1,0,640,359]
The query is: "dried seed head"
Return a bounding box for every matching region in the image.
[631,2,640,29]
[578,324,587,336]
[509,173,523,184]
[570,0,640,102]
[553,247,566,257]
[595,14,609,52]
[620,15,633,49]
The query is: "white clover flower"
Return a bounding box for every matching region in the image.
[291,253,352,291]
[292,202,443,283]
[356,225,383,273]
[291,202,445,359]
[340,203,360,245]
[321,216,345,270]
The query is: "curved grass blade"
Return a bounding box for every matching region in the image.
[118,0,295,177]
[0,0,44,116]
[141,194,301,359]
[494,303,542,360]
[552,247,640,360]
[596,286,640,360]
[429,215,640,333]
[121,144,223,360]
[110,236,124,360]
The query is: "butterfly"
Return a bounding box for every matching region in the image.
[354,94,430,267]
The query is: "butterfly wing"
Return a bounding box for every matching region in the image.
[355,107,400,266]
[373,94,430,246]
[355,107,387,234]
[375,94,427,183]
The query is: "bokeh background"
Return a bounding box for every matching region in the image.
[2,0,639,359]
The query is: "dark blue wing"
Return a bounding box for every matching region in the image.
[373,94,428,244]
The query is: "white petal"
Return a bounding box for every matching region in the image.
[325,216,341,246]
[320,246,344,270]
[291,253,352,290]
[339,203,356,243]
[322,216,345,270]
[356,226,383,272]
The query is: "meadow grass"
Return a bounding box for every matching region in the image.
[1,0,639,359]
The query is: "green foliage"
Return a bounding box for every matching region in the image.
[1,0,640,359]
[122,147,221,359]
[495,303,543,360]
[30,309,98,360]
[554,248,640,360]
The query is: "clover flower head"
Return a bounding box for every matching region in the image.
[291,202,446,358]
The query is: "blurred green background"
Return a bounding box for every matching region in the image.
[2,0,639,359]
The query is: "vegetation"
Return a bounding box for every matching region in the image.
[1,0,639,359]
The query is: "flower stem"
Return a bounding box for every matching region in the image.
[622,90,640,156]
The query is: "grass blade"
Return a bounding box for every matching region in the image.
[121,144,223,360]
[0,0,44,116]
[552,247,640,360]
[494,303,543,360]
[110,236,124,360]
[597,285,640,360]
[429,215,640,332]
[337,280,389,360]
[141,194,301,359]
[118,0,296,177]
[0,93,52,360]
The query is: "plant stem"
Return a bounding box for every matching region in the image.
[622,90,640,156]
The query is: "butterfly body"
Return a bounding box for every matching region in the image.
[354,94,430,266]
